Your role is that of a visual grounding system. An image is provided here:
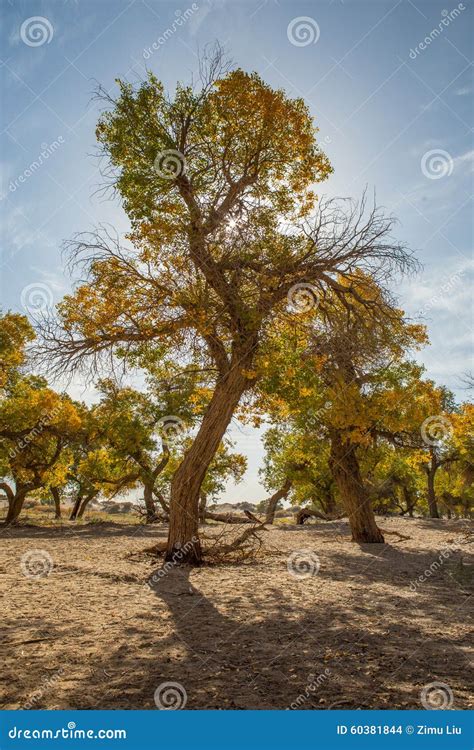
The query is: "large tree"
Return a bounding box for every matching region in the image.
[39,51,415,561]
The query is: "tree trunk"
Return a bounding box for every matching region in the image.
[320,489,336,517]
[265,478,292,524]
[402,486,415,518]
[426,452,440,518]
[77,491,97,519]
[166,364,250,563]
[199,492,208,521]
[69,492,83,521]
[153,489,170,515]
[329,431,384,543]
[143,480,157,523]
[0,482,15,523]
[51,487,61,519]
[4,488,28,525]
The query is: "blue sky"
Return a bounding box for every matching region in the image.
[1,0,472,502]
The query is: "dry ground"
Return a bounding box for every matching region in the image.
[1,516,473,710]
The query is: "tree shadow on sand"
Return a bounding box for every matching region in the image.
[39,550,473,711]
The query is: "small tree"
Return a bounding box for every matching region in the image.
[93,371,200,521]
[261,426,337,522]
[0,313,81,524]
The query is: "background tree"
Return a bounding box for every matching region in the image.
[0,374,81,524]
[260,426,337,523]
[92,370,200,521]
[0,313,82,524]
[257,276,430,542]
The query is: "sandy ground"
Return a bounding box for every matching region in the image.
[1,517,473,710]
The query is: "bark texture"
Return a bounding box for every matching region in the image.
[329,431,384,543]
[264,478,292,524]
[51,487,61,519]
[3,487,28,525]
[165,364,250,563]
[143,481,157,523]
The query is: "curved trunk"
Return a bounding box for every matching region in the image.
[329,431,384,543]
[153,489,170,515]
[265,478,292,524]
[320,488,336,517]
[143,480,157,523]
[4,488,28,525]
[69,492,83,521]
[76,491,97,519]
[1,482,15,523]
[166,364,250,563]
[51,487,61,519]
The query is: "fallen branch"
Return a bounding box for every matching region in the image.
[379,528,411,541]
[204,511,263,524]
[296,508,346,525]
